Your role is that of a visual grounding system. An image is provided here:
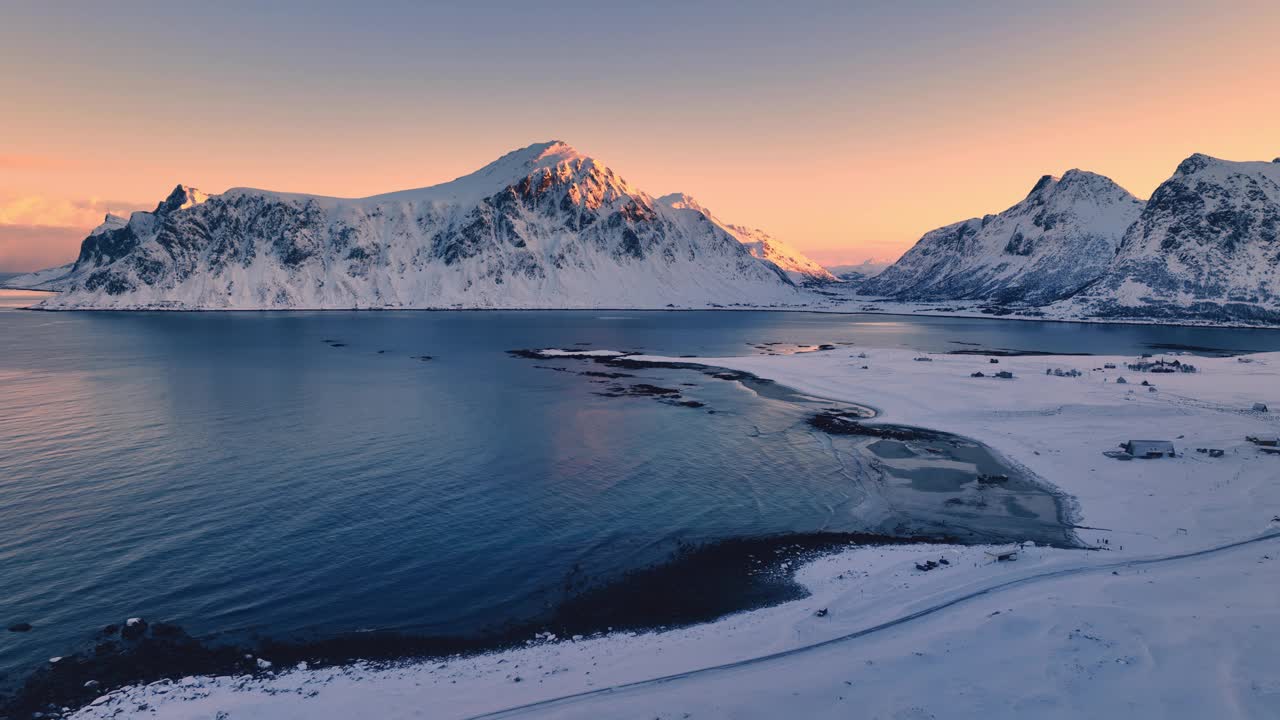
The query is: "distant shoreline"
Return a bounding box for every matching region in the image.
[7,297,1280,332]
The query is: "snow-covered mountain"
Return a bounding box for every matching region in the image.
[21,142,802,310]
[655,194,834,283]
[1057,154,1280,323]
[862,171,1145,304]
[825,259,891,282]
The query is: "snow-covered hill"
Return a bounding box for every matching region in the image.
[1056,154,1280,323]
[825,259,891,282]
[656,193,834,283]
[3,262,76,291]
[25,142,802,310]
[863,171,1144,304]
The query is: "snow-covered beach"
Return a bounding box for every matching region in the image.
[66,347,1280,719]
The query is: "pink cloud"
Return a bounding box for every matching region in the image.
[0,195,141,229]
[0,194,148,270]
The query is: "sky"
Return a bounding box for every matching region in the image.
[2,0,1278,272]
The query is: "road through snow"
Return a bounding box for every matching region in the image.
[464,530,1280,719]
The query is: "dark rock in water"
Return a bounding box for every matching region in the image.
[412,355,434,362]
[627,384,682,397]
[580,371,634,379]
[100,624,119,636]
[808,412,946,441]
[989,358,999,364]
[666,399,706,409]
[120,618,148,640]
[8,622,33,633]
[0,620,251,720]
[813,608,828,617]
[329,343,346,348]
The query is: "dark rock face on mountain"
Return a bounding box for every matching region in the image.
[1059,155,1280,323]
[23,142,800,310]
[863,170,1145,304]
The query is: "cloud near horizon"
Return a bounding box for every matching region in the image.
[0,195,142,228]
[0,196,146,272]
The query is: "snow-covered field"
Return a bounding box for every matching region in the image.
[70,349,1280,719]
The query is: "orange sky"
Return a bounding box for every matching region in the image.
[2,1,1278,271]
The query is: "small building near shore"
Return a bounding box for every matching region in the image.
[985,547,1019,562]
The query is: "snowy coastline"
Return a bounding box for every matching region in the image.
[63,347,1280,719]
[7,280,1280,330]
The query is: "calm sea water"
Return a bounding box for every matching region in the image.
[3,289,1280,683]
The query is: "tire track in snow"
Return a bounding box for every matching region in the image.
[462,530,1280,719]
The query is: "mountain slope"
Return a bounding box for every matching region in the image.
[655,194,834,283]
[863,171,1144,304]
[3,262,76,291]
[1057,154,1280,323]
[31,142,801,310]
[826,259,891,281]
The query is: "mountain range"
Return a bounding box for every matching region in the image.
[7,144,1279,324]
[861,171,1144,304]
[7,142,820,310]
[865,153,1280,323]
[1054,154,1280,323]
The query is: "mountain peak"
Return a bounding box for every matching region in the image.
[89,213,129,236]
[1175,153,1215,176]
[1028,169,1123,195]
[1059,168,1098,184]
[356,140,594,206]
[487,140,584,171]
[1027,174,1058,197]
[526,139,579,161]
[155,185,208,214]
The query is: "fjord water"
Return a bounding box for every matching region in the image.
[4,295,1280,683]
